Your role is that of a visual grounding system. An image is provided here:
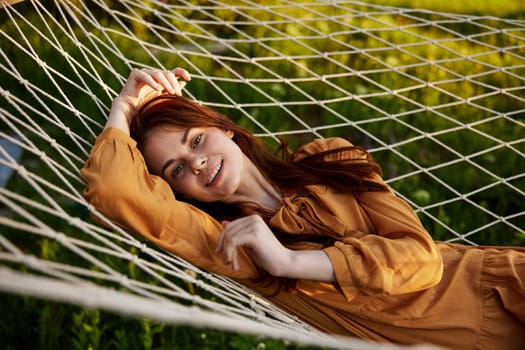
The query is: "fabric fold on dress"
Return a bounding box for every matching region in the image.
[270,187,347,238]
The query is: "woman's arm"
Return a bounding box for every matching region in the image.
[217,215,335,281]
[288,137,443,299]
[323,189,443,301]
[104,67,191,135]
[81,68,260,281]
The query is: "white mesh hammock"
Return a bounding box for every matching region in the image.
[0,0,524,349]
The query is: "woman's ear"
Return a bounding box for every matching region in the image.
[225,129,234,139]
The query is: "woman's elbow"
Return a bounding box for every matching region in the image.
[426,248,444,287]
[413,247,443,290]
[391,246,443,295]
[81,162,133,204]
[82,170,133,219]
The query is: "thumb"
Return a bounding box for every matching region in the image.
[216,221,230,253]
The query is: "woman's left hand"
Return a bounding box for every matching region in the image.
[216,215,292,276]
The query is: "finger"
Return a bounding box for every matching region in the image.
[151,71,174,94]
[217,219,248,267]
[163,71,181,95]
[224,244,236,265]
[222,229,237,260]
[173,67,191,81]
[222,231,239,265]
[135,70,164,91]
[215,221,231,253]
[226,245,242,272]
[216,232,225,253]
[231,249,239,271]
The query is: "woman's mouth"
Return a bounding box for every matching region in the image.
[206,160,223,186]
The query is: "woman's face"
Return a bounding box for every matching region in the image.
[142,126,245,202]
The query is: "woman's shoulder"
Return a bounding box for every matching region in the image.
[292,137,367,162]
[93,127,137,147]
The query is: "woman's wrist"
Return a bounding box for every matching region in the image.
[104,96,134,134]
[103,67,191,136]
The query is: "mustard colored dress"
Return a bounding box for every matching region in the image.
[81,128,525,349]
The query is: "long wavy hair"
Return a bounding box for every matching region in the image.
[130,95,387,222]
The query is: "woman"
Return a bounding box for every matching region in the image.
[81,68,525,349]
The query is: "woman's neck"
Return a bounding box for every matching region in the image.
[225,155,282,211]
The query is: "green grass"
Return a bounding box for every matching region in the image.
[364,0,525,19]
[1,294,312,350]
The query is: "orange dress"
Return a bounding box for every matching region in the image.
[81,127,525,349]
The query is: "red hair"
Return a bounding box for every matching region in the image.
[130,95,387,220]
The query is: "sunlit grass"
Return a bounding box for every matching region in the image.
[363,0,525,19]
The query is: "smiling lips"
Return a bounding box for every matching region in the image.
[206,160,223,186]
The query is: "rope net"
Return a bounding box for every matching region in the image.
[0,0,524,348]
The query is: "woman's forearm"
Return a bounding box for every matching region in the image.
[105,96,133,135]
[218,216,335,282]
[281,249,335,282]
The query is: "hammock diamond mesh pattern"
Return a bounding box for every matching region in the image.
[0,0,524,348]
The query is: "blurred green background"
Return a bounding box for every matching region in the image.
[367,0,524,18]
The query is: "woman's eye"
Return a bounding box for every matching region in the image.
[192,134,202,149]
[173,163,184,177]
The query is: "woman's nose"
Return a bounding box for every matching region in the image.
[191,155,207,175]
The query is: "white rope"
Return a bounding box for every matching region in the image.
[0,266,438,350]
[0,0,524,348]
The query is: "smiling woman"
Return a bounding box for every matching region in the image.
[140,125,242,203]
[131,92,279,207]
[80,67,525,349]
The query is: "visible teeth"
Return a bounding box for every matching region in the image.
[207,161,222,185]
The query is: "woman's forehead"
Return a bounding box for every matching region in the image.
[146,125,186,138]
[143,126,187,154]
[141,127,187,174]
[145,126,191,149]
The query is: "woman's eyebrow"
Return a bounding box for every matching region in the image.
[181,128,191,145]
[161,159,175,177]
[161,128,192,176]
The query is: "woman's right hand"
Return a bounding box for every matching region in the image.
[105,67,191,134]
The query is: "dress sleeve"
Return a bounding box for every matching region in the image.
[80,127,259,280]
[323,191,443,301]
[297,138,443,301]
